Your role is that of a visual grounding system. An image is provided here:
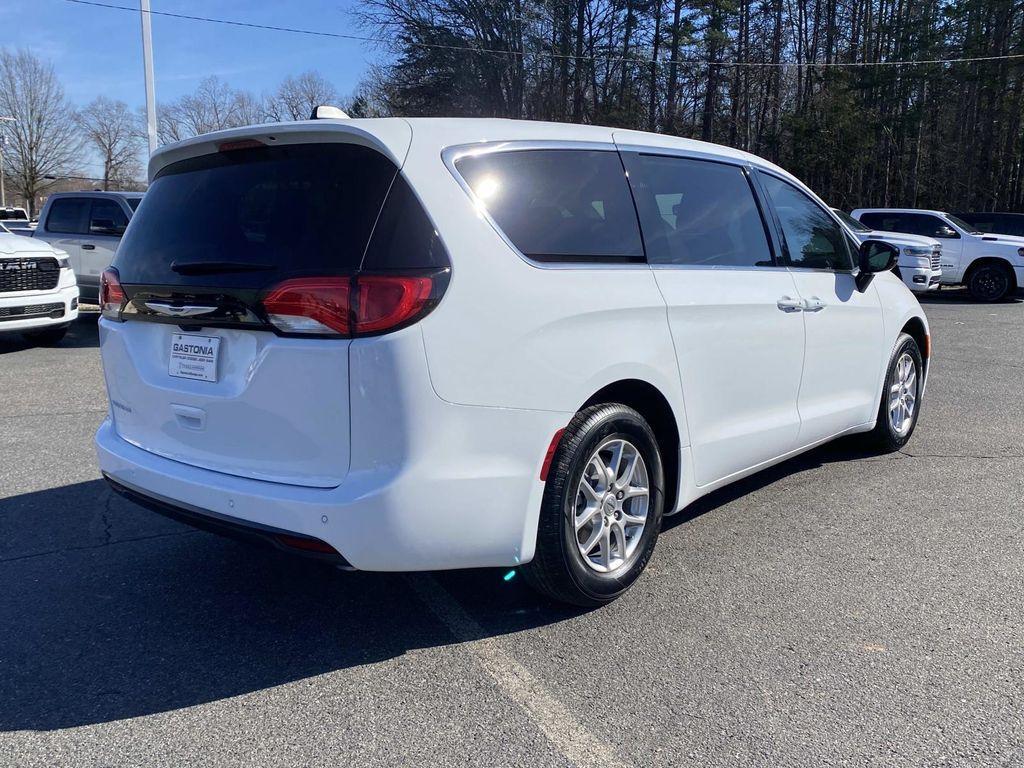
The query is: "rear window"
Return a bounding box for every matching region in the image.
[114,143,399,287]
[455,149,644,263]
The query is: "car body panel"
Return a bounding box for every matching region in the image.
[95,118,930,570]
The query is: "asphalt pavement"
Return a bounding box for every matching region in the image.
[1,290,1022,767]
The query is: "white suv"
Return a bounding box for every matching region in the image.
[95,118,929,606]
[0,225,79,344]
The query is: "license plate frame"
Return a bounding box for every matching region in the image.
[168,333,221,383]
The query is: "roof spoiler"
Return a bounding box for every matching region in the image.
[309,105,350,120]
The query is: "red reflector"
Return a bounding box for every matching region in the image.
[540,428,565,481]
[100,267,126,321]
[274,534,339,555]
[263,277,351,335]
[355,275,433,334]
[218,139,266,152]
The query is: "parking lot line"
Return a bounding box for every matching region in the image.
[407,574,631,768]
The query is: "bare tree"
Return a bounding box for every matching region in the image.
[157,76,258,144]
[76,96,142,190]
[267,71,339,120]
[0,48,81,215]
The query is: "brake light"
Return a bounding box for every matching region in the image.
[218,139,266,152]
[100,267,126,321]
[355,275,433,334]
[262,274,437,337]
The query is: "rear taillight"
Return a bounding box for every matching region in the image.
[262,274,439,337]
[263,277,351,335]
[100,267,126,321]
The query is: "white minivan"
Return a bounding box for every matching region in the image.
[96,118,929,606]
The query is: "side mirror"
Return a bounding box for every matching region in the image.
[856,239,899,292]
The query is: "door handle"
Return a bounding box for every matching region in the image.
[776,296,804,312]
[803,297,826,312]
[81,244,96,250]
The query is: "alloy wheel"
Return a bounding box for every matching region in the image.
[573,438,649,574]
[888,352,918,437]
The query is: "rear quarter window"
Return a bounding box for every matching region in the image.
[455,149,644,263]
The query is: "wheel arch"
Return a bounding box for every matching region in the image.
[581,379,682,515]
[900,315,930,376]
[963,256,1018,289]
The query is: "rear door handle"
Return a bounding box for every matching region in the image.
[777,296,804,312]
[81,244,96,250]
[803,297,826,312]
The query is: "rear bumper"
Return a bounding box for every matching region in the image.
[95,327,568,571]
[0,285,79,332]
[104,473,351,566]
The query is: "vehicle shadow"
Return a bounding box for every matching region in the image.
[917,287,1023,305]
[0,436,885,733]
[0,309,99,354]
[0,478,582,732]
[663,436,882,530]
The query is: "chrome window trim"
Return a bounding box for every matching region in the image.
[441,140,651,271]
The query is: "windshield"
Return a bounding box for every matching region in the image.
[125,197,142,212]
[833,209,871,233]
[945,214,983,234]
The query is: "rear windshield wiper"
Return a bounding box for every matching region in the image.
[170,260,276,275]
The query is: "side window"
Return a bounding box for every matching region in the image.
[454,149,644,263]
[622,153,774,267]
[45,198,90,234]
[90,200,129,235]
[760,174,853,271]
[914,214,958,239]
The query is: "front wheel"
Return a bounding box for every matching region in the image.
[864,333,923,452]
[523,404,664,607]
[966,263,1013,302]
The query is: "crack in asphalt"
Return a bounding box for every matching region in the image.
[898,449,1024,459]
[0,529,198,566]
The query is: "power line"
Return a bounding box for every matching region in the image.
[65,0,1024,70]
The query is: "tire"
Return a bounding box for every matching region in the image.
[966,262,1013,302]
[864,333,923,452]
[22,325,68,346]
[523,403,665,607]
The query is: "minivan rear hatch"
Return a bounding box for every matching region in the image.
[101,130,410,488]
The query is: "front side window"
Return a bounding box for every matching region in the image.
[760,174,853,271]
[46,198,90,234]
[455,149,644,263]
[622,153,773,268]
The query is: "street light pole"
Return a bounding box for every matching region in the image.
[0,116,15,208]
[140,0,158,156]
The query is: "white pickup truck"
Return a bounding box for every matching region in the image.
[832,209,942,293]
[31,191,143,302]
[852,208,1024,301]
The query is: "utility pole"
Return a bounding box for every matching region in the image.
[140,0,158,156]
[0,117,14,208]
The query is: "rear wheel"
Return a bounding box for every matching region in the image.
[523,404,664,607]
[864,333,923,452]
[22,325,68,346]
[966,262,1013,302]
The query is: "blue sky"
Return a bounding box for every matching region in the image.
[4,0,383,174]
